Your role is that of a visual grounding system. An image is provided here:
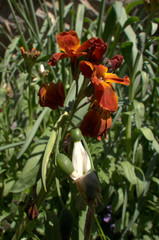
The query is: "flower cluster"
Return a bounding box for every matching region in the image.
[38,30,130,140]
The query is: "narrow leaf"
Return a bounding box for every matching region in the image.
[17,108,50,159]
[75,4,85,39]
[11,165,40,193]
[112,188,124,212]
[42,112,68,191]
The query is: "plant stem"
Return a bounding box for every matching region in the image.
[126,53,140,161]
[28,66,33,126]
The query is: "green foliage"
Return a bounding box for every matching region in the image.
[0,0,159,239]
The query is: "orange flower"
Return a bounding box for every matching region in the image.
[80,101,112,141]
[48,31,107,66]
[77,37,107,62]
[80,61,130,112]
[48,31,87,66]
[38,81,65,109]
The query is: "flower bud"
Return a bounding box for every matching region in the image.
[70,128,82,142]
[76,171,102,205]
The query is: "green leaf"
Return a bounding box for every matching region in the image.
[120,161,137,184]
[11,164,40,193]
[3,179,15,197]
[151,22,158,35]
[113,1,138,63]
[0,141,25,151]
[17,108,50,159]
[120,41,133,68]
[135,168,145,198]
[97,0,106,37]
[141,71,149,96]
[22,143,46,175]
[123,16,139,29]
[64,80,76,109]
[133,100,145,129]
[44,211,61,240]
[75,4,85,39]
[140,127,155,141]
[152,139,159,154]
[126,0,143,14]
[134,143,143,167]
[0,36,20,76]
[102,6,116,42]
[112,188,124,212]
[42,112,68,191]
[42,128,57,192]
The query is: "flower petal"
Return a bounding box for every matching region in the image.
[57,31,80,52]
[76,37,96,52]
[38,81,65,109]
[79,61,94,78]
[57,81,65,107]
[88,38,107,62]
[72,142,91,179]
[100,111,112,140]
[104,73,130,85]
[80,109,101,138]
[109,55,123,71]
[94,64,108,79]
[91,77,118,112]
[48,52,68,66]
[80,102,112,140]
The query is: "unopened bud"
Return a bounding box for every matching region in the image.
[76,171,102,206]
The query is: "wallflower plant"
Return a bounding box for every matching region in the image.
[14,30,130,240]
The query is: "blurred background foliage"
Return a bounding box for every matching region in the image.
[0,0,159,239]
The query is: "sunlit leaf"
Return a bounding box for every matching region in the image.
[133,100,145,129]
[11,164,40,193]
[135,168,145,198]
[17,108,50,159]
[120,161,137,184]
[140,127,155,141]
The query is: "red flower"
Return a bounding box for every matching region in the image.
[86,38,107,62]
[80,61,130,112]
[38,81,65,109]
[108,55,124,71]
[48,31,107,66]
[80,101,112,141]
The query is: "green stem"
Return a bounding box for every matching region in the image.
[28,67,33,126]
[84,203,95,240]
[126,53,141,161]
[94,214,108,240]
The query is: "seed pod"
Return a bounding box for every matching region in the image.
[56,153,74,175]
[59,207,74,239]
[70,128,82,142]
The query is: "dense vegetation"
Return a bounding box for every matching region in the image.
[0,0,159,239]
